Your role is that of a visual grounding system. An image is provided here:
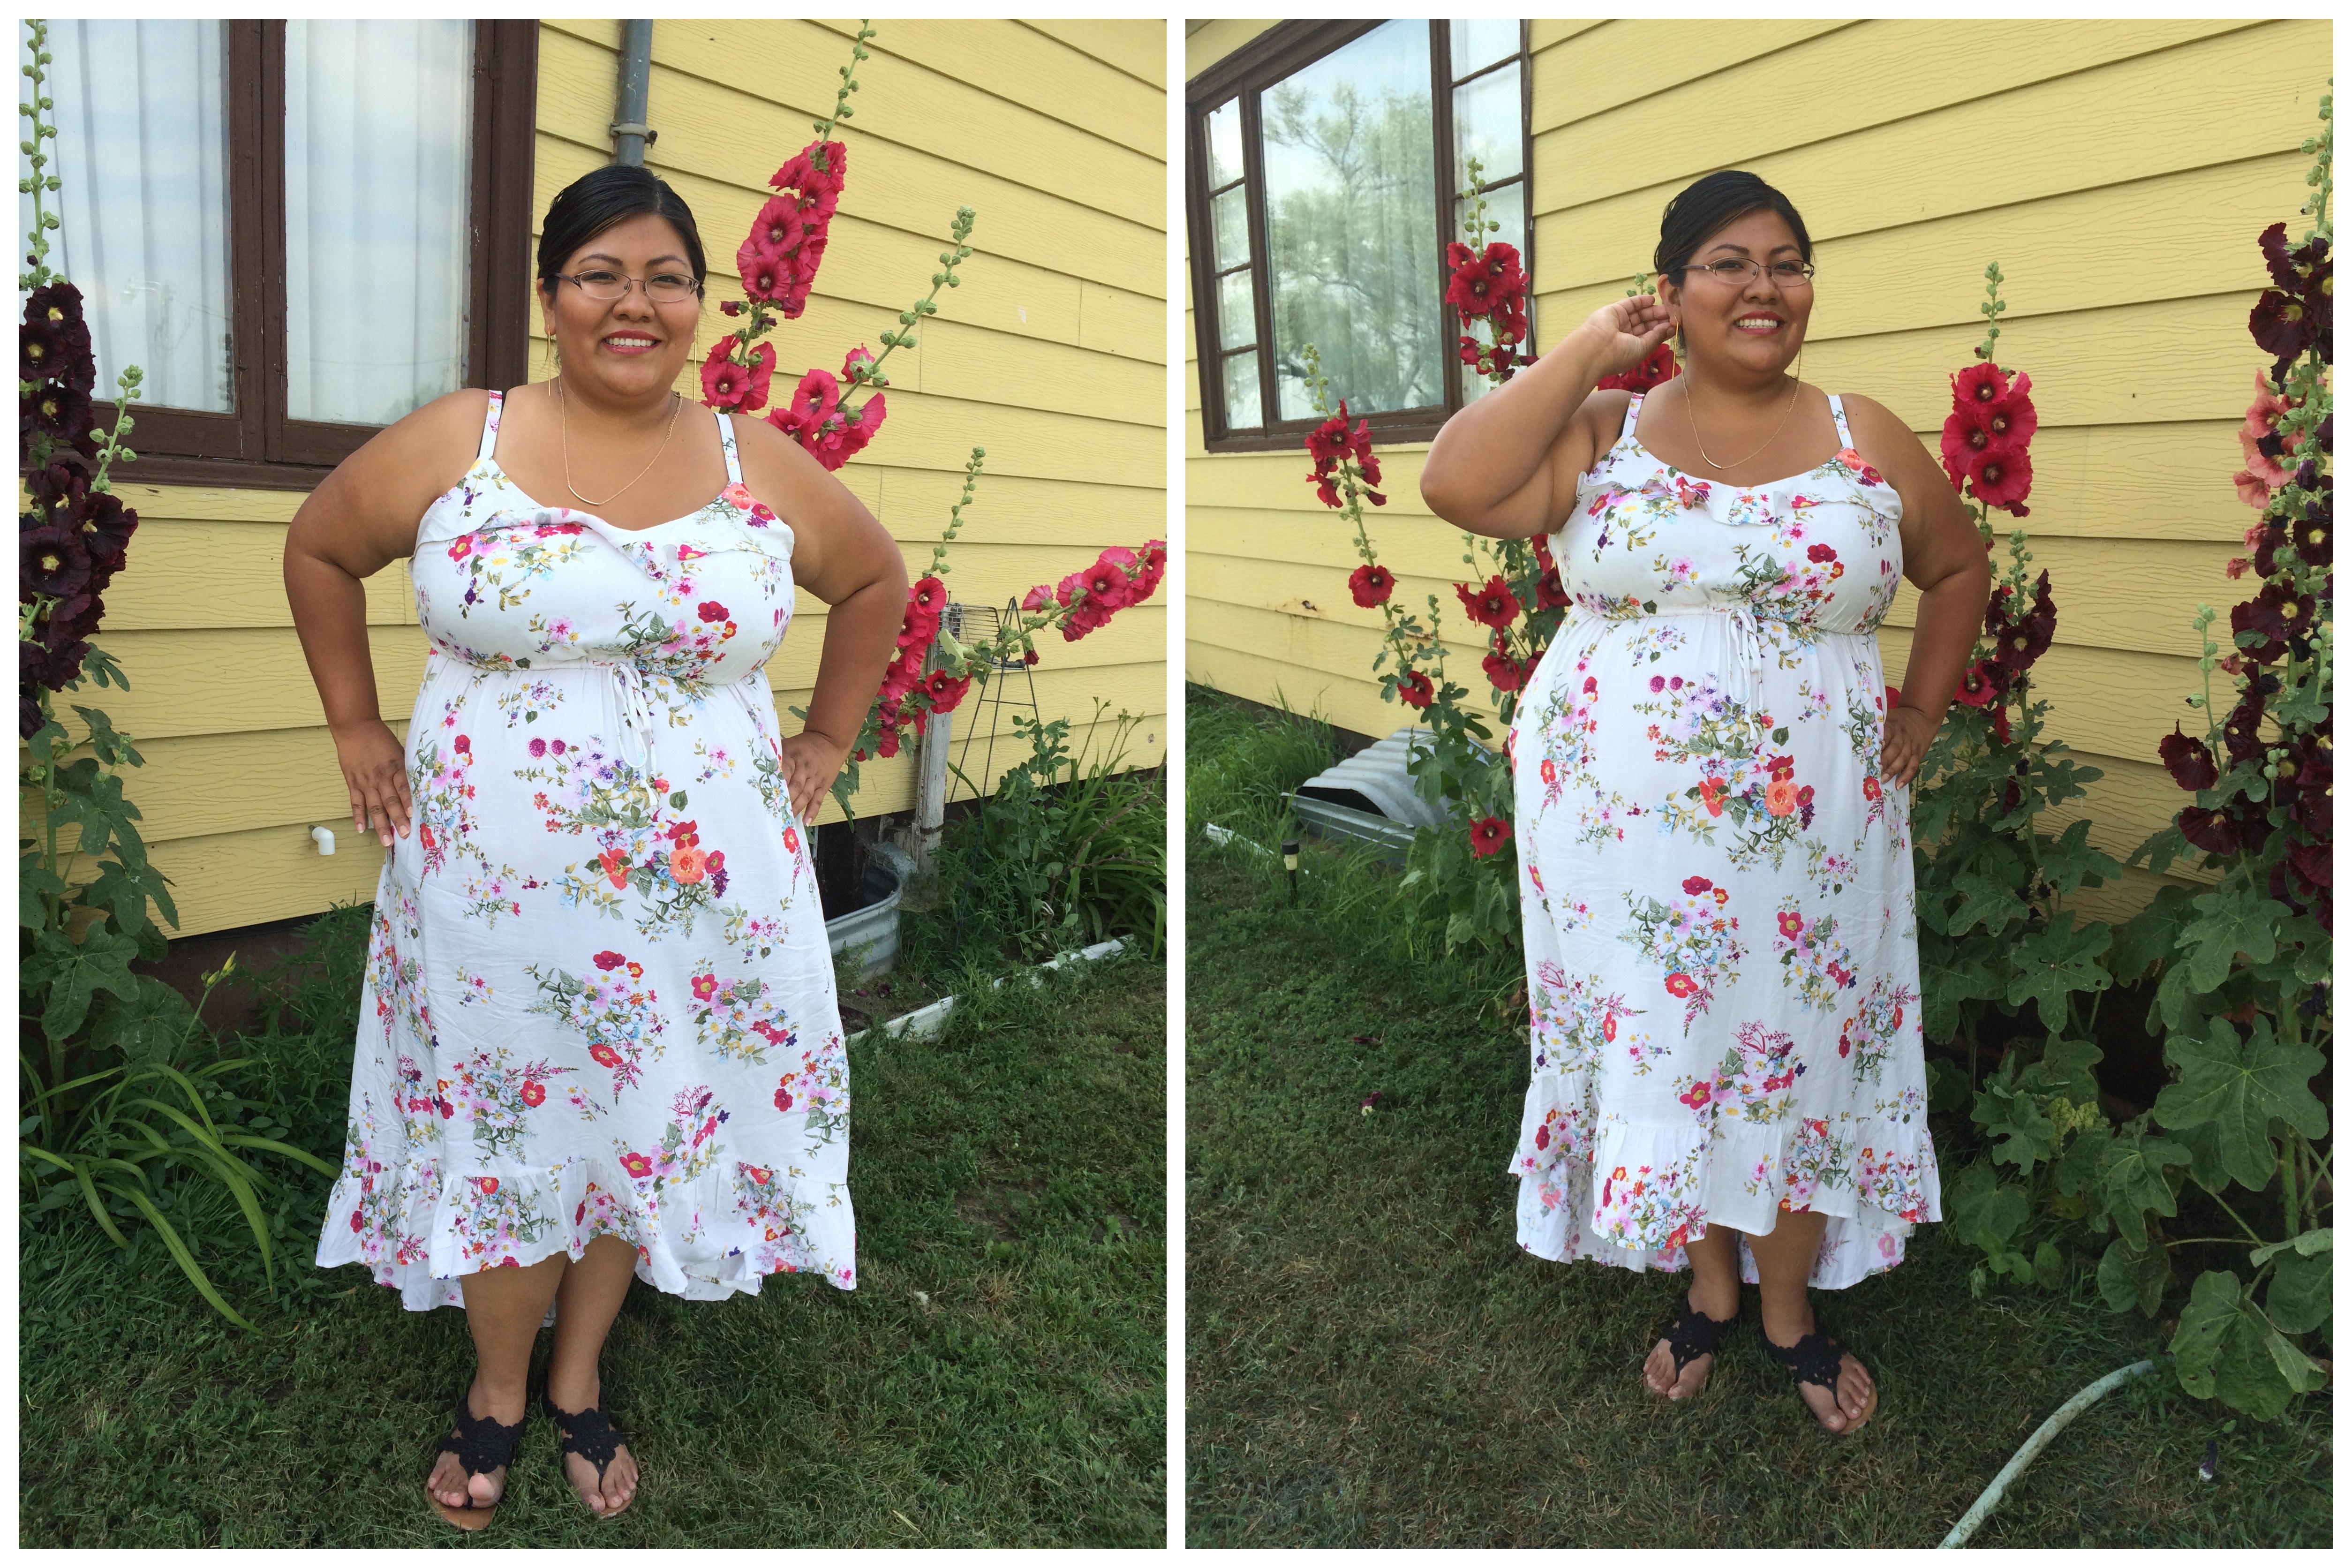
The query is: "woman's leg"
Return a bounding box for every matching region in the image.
[1748,1207,1876,1432]
[428,1251,570,1510]
[543,1235,641,1515]
[1642,1219,1742,1399]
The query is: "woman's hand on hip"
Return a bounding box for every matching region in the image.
[332,718,413,847]
[1879,705,1939,789]
[779,730,850,827]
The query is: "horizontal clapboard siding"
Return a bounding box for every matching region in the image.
[45,18,1167,936]
[1184,17,2329,919]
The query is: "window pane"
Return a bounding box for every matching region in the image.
[1220,349,1262,431]
[1216,269,1255,351]
[1453,59,1523,187]
[23,21,232,413]
[1262,19,1440,421]
[1206,98,1245,189]
[285,20,474,426]
[1450,19,1520,81]
[1211,186,1251,271]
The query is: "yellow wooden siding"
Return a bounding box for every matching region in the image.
[51,18,1166,937]
[1184,18,2329,921]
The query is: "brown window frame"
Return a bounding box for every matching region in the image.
[126,20,538,491]
[1186,18,1533,453]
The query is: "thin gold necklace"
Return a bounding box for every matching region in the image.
[1682,359,1803,471]
[553,374,682,508]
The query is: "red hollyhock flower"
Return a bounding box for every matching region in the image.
[1444,242,1527,318]
[746,195,807,260]
[772,139,848,201]
[1456,575,1522,629]
[1081,555,1134,610]
[1596,341,1680,393]
[1469,815,1512,857]
[1968,447,2033,514]
[1482,651,1529,693]
[780,366,841,426]
[2158,727,2220,792]
[1348,563,1395,608]
[910,576,946,619]
[1397,670,1435,709]
[1951,361,2009,410]
[1952,662,2000,708]
[700,339,776,414]
[924,670,972,713]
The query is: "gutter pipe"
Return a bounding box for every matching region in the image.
[611,20,654,166]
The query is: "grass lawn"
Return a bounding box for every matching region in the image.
[1182,689,2329,1549]
[20,913,1165,1548]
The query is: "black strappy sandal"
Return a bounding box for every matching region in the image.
[1653,1295,1739,1398]
[431,1393,528,1530]
[1763,1328,1875,1434]
[544,1392,635,1518]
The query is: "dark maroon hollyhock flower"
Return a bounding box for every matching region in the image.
[2287,835,2332,892]
[76,489,136,568]
[24,381,95,447]
[20,520,91,599]
[24,452,90,514]
[19,692,44,739]
[2231,581,2318,663]
[41,588,103,648]
[2293,491,2331,569]
[23,281,94,389]
[2220,688,2267,766]
[2250,223,2332,379]
[2178,804,2241,856]
[1987,572,2056,674]
[2158,727,2220,792]
[20,316,66,384]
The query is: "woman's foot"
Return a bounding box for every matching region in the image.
[427,1383,528,1528]
[544,1372,639,1518]
[1761,1305,1877,1433]
[1642,1278,1741,1400]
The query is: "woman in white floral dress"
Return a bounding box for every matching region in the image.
[1421,172,1990,1435]
[285,167,906,1523]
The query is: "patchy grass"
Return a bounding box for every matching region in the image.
[20,924,1165,1548]
[1183,691,2330,1549]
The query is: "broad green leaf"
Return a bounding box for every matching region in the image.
[2032,1239,2066,1290]
[2169,1115,2236,1196]
[2051,1116,2111,1203]
[1925,1056,1972,1116]
[1948,869,2030,939]
[1975,1077,2058,1175]
[2021,1036,2104,1106]
[2096,1128,2188,1248]
[2264,1247,2331,1335]
[23,922,143,1042]
[2110,882,2199,985]
[1918,936,2000,1045]
[2096,1236,2169,1317]
[2038,817,2123,898]
[2004,916,2113,1033]
[2249,1227,2332,1267]
[20,851,65,929]
[2177,884,2291,994]
[2154,1015,2329,1189]
[84,976,197,1066]
[83,854,180,936]
[2170,1267,2326,1419]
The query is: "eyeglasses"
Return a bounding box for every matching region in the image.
[553,269,703,304]
[1685,258,1815,288]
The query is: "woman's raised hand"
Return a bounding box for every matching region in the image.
[1580,293,1676,380]
[332,717,413,848]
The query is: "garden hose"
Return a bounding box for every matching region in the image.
[1937,1357,2160,1548]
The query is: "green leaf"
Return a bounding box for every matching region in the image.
[2038,817,2123,898]
[2153,1015,2329,1189]
[2169,1267,2325,1419]
[2020,1036,2104,1105]
[1918,936,2000,1044]
[23,921,143,1041]
[2177,884,2292,994]
[2004,915,2112,1032]
[1974,1070,2059,1175]
[84,975,196,1065]
[2032,1239,2066,1290]
[1948,869,2030,939]
[1947,1163,2030,1259]
[2096,1236,2169,1317]
[2110,882,2198,984]
[2096,1128,2188,1249]
[82,853,179,938]
[19,850,65,928]
[1925,1056,1972,1116]
[2264,1247,2331,1336]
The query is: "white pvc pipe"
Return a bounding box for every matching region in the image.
[1938,1358,2159,1548]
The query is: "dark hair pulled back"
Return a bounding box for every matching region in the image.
[1653,169,1812,285]
[535,164,708,298]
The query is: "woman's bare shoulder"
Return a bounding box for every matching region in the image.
[292,387,493,571]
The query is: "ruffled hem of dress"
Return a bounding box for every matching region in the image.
[1507,1073,1940,1291]
[314,1149,855,1312]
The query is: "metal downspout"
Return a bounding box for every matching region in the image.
[611,20,654,166]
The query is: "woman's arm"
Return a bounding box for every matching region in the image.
[1420,294,1675,539]
[282,389,487,846]
[1844,394,1993,787]
[731,415,910,823]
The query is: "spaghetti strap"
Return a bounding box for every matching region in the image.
[477,389,505,462]
[1622,390,1645,446]
[715,407,743,485]
[1828,393,1853,449]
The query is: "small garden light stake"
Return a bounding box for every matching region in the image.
[1282,837,1301,904]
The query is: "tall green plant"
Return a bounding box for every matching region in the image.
[18,17,334,1328]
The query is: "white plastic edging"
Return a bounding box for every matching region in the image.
[1204,822,1310,873]
[854,937,1129,1045]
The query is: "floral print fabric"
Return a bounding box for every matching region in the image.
[316,392,856,1309]
[1509,393,1941,1290]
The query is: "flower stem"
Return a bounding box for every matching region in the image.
[810,21,877,147]
[847,206,978,411]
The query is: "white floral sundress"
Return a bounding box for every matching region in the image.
[316,390,856,1309]
[1508,391,1941,1290]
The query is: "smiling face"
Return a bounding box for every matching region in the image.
[538,211,703,402]
[1659,207,1813,380]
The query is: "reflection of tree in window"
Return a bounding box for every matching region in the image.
[1260,27,1439,422]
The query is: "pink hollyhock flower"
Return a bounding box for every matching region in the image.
[746,195,807,262]
[1081,556,1134,609]
[738,241,794,304]
[781,367,841,426]
[701,338,776,414]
